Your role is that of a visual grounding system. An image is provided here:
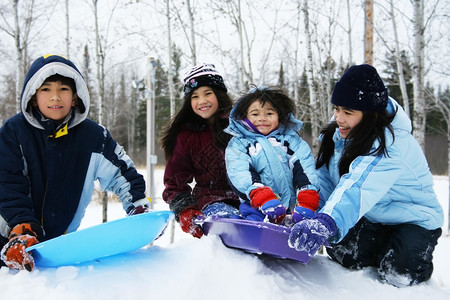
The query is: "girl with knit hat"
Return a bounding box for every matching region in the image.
[225,86,320,225]
[160,63,239,239]
[288,64,443,287]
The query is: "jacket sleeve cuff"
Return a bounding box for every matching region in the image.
[169,193,196,221]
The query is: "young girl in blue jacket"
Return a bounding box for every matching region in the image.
[288,64,443,287]
[225,86,320,224]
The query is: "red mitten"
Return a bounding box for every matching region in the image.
[297,190,320,211]
[249,186,277,208]
[179,208,204,239]
[250,187,286,224]
[292,190,320,223]
[1,223,40,271]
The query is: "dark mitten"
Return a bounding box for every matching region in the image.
[288,213,337,257]
[179,208,204,239]
[1,223,41,271]
[250,187,286,224]
[127,198,152,216]
[292,190,320,223]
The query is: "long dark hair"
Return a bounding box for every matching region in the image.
[316,108,396,176]
[159,87,233,160]
[233,85,296,127]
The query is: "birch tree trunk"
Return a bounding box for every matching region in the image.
[186,0,197,65]
[167,0,176,245]
[412,0,426,150]
[346,0,353,64]
[237,0,245,89]
[92,0,107,222]
[292,2,301,110]
[93,0,104,126]
[390,0,410,117]
[6,0,36,113]
[166,0,175,117]
[302,0,319,153]
[65,0,70,58]
[13,0,23,113]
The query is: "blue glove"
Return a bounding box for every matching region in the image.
[261,199,286,224]
[288,213,337,257]
[292,206,314,223]
[239,202,265,221]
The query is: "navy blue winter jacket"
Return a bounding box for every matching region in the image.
[0,55,146,243]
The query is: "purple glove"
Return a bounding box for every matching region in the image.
[292,206,314,223]
[261,199,287,224]
[288,213,337,257]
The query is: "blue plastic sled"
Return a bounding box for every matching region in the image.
[201,216,319,264]
[26,210,174,268]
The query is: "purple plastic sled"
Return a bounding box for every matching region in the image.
[201,216,312,264]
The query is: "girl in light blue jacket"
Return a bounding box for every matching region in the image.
[225,86,319,224]
[288,64,443,287]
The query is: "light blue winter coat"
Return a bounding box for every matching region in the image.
[318,98,444,242]
[225,109,319,211]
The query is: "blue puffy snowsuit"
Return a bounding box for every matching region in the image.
[318,98,443,241]
[0,55,146,246]
[225,103,319,214]
[318,98,443,286]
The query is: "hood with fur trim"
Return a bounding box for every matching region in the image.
[21,54,90,130]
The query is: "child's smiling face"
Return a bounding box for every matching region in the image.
[246,100,279,135]
[190,86,219,124]
[34,81,76,123]
[333,105,363,138]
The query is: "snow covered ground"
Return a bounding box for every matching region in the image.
[1,169,449,300]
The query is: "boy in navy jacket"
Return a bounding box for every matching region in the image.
[0,55,150,271]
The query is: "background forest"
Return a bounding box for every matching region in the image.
[0,0,449,175]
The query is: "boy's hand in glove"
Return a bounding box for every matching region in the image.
[128,197,152,216]
[179,208,204,238]
[1,223,42,271]
[250,186,286,224]
[288,213,337,257]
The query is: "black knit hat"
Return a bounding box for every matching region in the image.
[182,63,227,95]
[331,64,388,112]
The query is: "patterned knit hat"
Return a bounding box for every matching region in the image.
[331,64,388,112]
[182,63,227,95]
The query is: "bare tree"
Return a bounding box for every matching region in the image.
[166,0,175,117]
[0,1,56,112]
[92,0,105,125]
[389,0,410,117]
[412,0,426,150]
[291,1,302,109]
[88,0,122,222]
[186,0,197,65]
[364,0,374,64]
[65,0,70,57]
[0,0,35,112]
[302,0,320,153]
[171,0,197,66]
[346,0,353,64]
